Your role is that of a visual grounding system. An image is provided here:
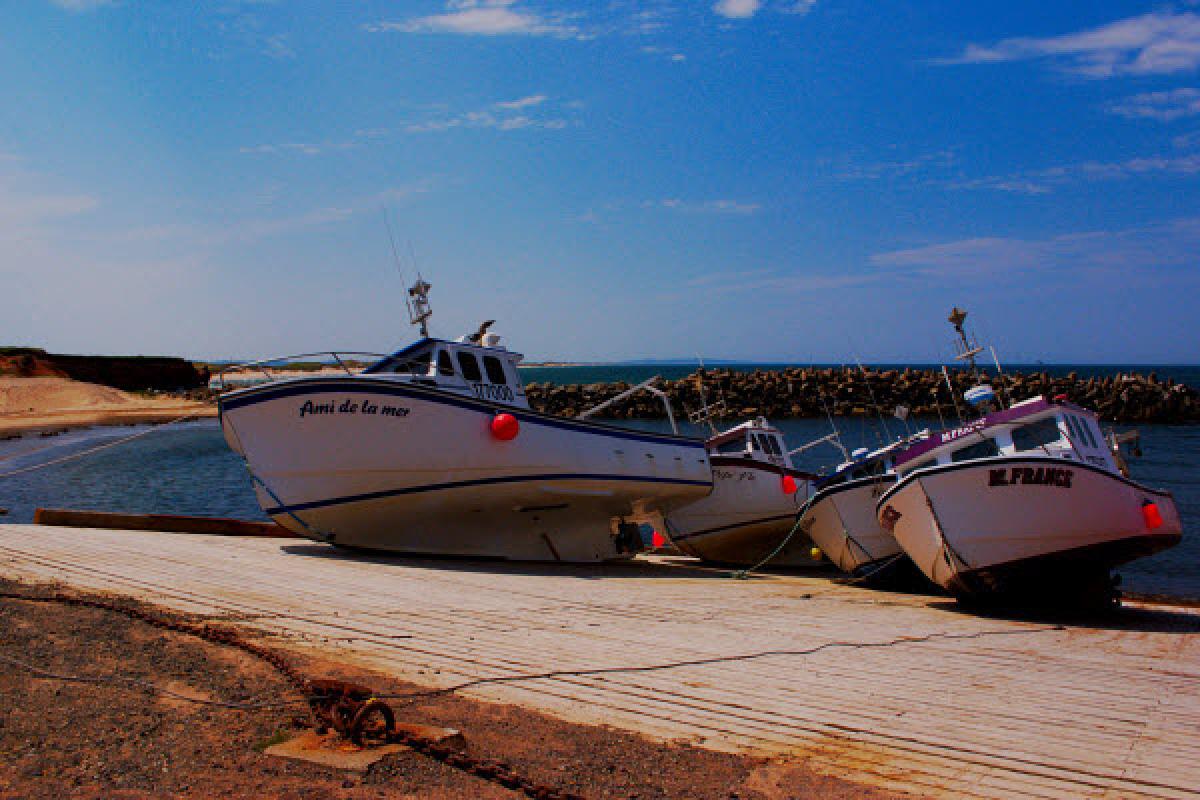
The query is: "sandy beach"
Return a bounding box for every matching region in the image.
[0,376,216,438]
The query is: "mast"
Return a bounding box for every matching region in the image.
[408,276,433,337]
[948,307,984,384]
[948,307,1006,412]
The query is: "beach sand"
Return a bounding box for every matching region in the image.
[0,376,215,437]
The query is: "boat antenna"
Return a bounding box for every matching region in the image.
[989,345,1012,409]
[687,356,724,434]
[816,378,849,461]
[382,209,420,329]
[855,358,892,443]
[942,365,965,424]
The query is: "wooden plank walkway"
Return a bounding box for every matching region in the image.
[2,523,1198,799]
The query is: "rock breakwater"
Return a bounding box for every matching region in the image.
[524,367,1198,425]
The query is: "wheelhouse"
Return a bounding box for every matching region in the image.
[892,396,1117,478]
[706,418,793,469]
[363,335,529,409]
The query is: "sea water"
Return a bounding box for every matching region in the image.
[2,363,1196,600]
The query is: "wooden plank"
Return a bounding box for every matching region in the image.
[32,508,296,538]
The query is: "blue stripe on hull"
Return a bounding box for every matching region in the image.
[264,471,714,515]
[670,512,796,543]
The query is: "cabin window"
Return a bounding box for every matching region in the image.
[850,460,885,479]
[1070,412,1089,443]
[749,435,762,451]
[483,355,507,384]
[759,435,781,456]
[951,437,1000,463]
[769,436,783,456]
[716,439,746,455]
[403,351,433,376]
[1012,417,1062,452]
[437,350,456,377]
[457,352,482,382]
[1082,418,1101,450]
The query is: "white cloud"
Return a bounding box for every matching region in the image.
[1173,130,1200,149]
[494,94,547,110]
[945,12,1200,77]
[241,96,576,153]
[365,1,580,38]
[681,267,867,294]
[0,173,98,229]
[639,45,687,62]
[870,217,1200,279]
[402,97,576,135]
[950,152,1200,194]
[838,149,958,180]
[1107,88,1200,121]
[713,0,761,20]
[47,0,112,10]
[644,198,762,215]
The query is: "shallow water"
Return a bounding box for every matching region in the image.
[1,413,1194,600]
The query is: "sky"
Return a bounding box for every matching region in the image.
[3,1,1199,364]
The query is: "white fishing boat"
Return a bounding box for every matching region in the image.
[217,281,713,562]
[876,310,1182,600]
[660,417,821,566]
[799,437,916,579]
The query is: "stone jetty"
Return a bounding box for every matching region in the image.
[525,367,1199,424]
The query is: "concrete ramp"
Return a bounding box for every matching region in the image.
[2,524,1198,799]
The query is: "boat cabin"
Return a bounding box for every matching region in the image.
[363,333,529,409]
[706,418,794,469]
[892,396,1116,478]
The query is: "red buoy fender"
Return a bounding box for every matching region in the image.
[1142,501,1163,530]
[781,475,798,495]
[490,413,520,441]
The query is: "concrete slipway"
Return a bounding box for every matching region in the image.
[2,523,1198,799]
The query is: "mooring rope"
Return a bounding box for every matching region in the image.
[730,489,819,579]
[0,414,202,479]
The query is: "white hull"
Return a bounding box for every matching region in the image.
[801,477,902,574]
[220,377,712,562]
[878,456,1183,595]
[665,458,818,566]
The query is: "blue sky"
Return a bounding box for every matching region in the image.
[3,1,1199,363]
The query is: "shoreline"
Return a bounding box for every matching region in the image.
[0,404,217,439]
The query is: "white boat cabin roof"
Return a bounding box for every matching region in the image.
[892,395,1116,477]
[817,434,921,489]
[363,335,529,409]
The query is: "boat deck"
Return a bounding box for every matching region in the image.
[2,523,1197,799]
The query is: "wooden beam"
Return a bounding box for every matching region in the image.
[32,508,296,538]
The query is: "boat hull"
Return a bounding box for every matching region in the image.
[878,456,1182,596]
[665,459,820,567]
[801,476,903,575]
[219,377,713,562]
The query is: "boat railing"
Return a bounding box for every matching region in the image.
[578,376,679,434]
[788,431,850,462]
[215,352,388,390]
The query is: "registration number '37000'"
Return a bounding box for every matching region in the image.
[472,383,514,402]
